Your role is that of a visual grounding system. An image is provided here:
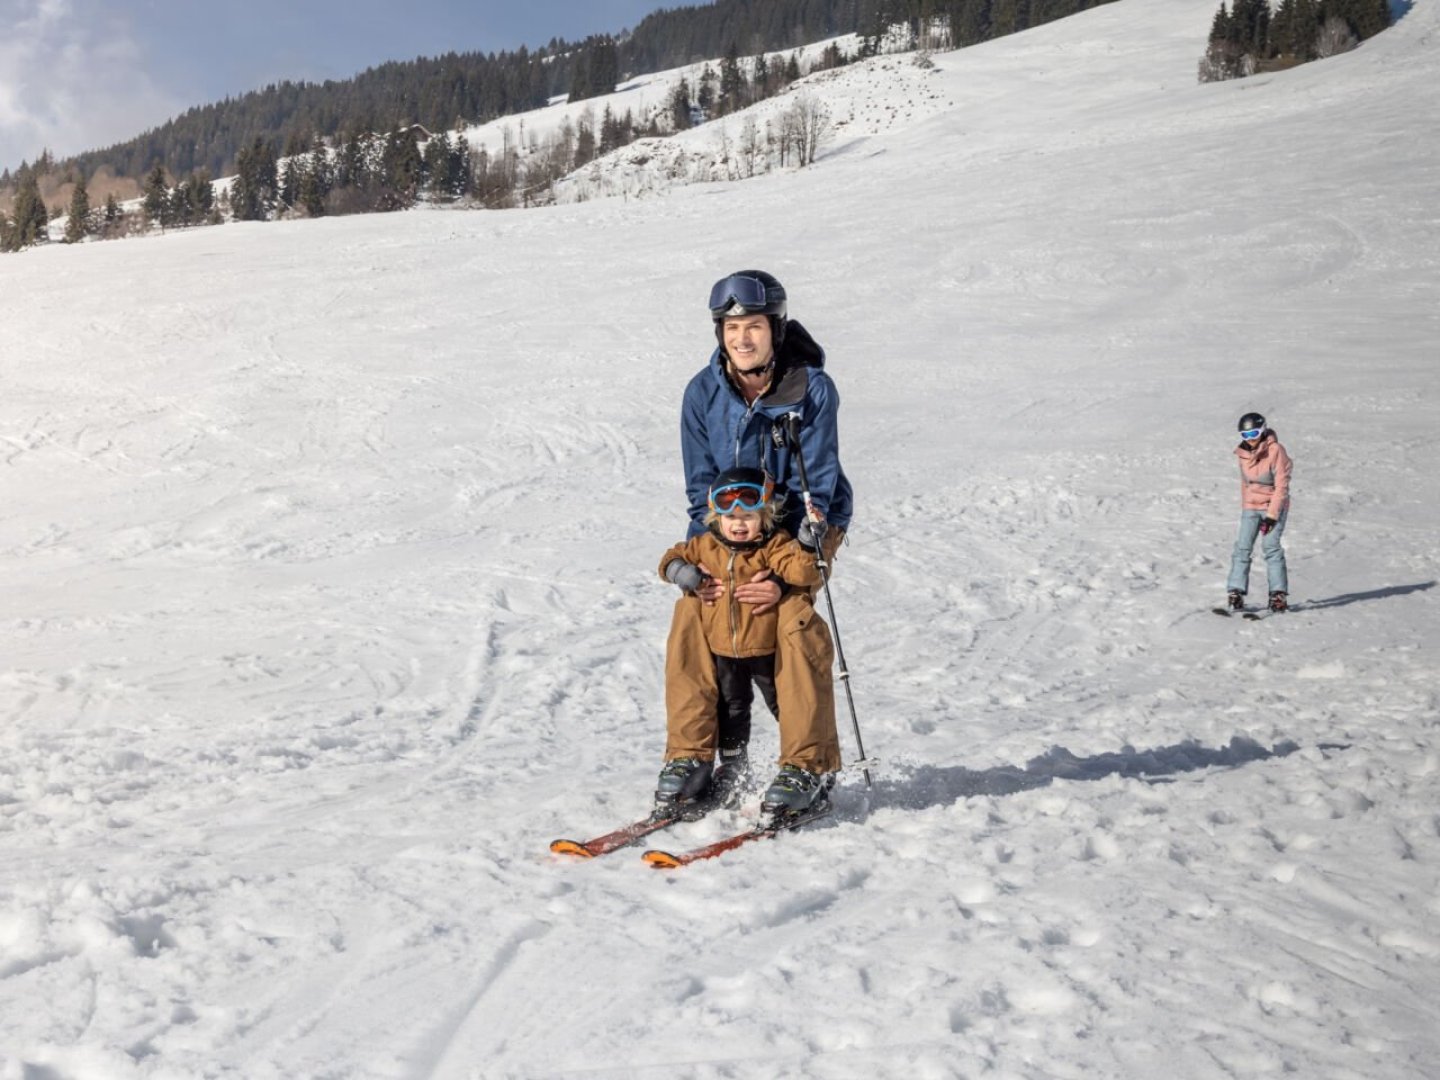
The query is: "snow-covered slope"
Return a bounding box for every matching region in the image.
[2,0,1438,1077]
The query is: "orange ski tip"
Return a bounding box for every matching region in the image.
[642,850,682,869]
[550,839,596,858]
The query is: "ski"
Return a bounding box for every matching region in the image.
[550,810,684,858]
[642,801,832,869]
[550,789,736,858]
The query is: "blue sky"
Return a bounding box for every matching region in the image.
[0,0,674,172]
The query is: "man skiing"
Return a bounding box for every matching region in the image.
[659,269,853,816]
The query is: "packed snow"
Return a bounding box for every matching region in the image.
[3,0,1439,1077]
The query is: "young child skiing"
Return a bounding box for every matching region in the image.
[1226,411,1293,613]
[655,466,828,816]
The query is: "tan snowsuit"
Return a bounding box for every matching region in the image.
[661,527,844,773]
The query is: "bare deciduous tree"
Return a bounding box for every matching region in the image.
[1314,16,1359,58]
[737,115,763,178]
[781,94,831,168]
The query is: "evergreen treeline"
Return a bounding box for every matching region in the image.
[1199,0,1389,80]
[6,0,1115,188]
[2,0,1119,250]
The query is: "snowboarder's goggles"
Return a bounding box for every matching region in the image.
[709,481,772,514]
[708,274,770,317]
[1240,427,1264,440]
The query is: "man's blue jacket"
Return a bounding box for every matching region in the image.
[680,319,853,538]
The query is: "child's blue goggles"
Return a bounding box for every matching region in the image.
[709,482,770,514]
[1240,427,1264,440]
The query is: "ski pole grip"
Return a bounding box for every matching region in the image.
[783,412,803,449]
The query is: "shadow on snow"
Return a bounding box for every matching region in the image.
[861,735,1337,813]
[1301,580,1434,611]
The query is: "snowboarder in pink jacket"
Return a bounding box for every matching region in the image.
[1226,412,1293,613]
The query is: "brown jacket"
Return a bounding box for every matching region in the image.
[659,529,822,659]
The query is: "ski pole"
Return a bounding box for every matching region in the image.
[780,413,873,789]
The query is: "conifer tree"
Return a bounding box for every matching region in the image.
[573,115,597,169]
[231,138,278,221]
[193,168,216,221]
[299,135,331,215]
[753,52,770,97]
[590,37,620,97]
[65,173,91,242]
[142,163,169,227]
[447,134,474,200]
[669,78,693,131]
[990,0,1031,38]
[567,50,592,104]
[422,133,451,199]
[168,179,192,227]
[279,156,302,210]
[599,105,622,154]
[1330,0,1390,39]
[380,128,424,208]
[696,63,717,117]
[5,171,49,248]
[719,45,744,114]
[952,0,992,47]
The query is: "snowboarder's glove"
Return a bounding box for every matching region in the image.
[665,560,708,593]
[797,518,826,551]
[1260,517,1278,535]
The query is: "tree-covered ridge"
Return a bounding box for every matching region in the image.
[1198,0,1389,81]
[4,0,1114,188]
[1,0,1121,250]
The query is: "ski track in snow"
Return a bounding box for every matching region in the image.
[3,0,1440,1077]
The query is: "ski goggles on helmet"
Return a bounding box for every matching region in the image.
[709,480,773,514]
[1240,427,1264,440]
[708,274,771,318]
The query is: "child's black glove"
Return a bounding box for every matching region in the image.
[1260,517,1278,535]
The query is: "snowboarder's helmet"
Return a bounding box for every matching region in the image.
[708,466,775,515]
[1238,412,1267,438]
[708,270,788,346]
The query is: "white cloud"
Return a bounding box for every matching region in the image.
[0,0,183,169]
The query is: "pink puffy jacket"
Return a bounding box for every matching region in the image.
[1235,431,1292,517]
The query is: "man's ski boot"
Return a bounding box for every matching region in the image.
[760,764,834,826]
[1227,590,1245,612]
[654,757,714,819]
[1268,591,1288,613]
[708,746,751,810]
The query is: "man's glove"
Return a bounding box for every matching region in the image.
[664,560,708,593]
[1260,517,1278,535]
[797,518,827,551]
